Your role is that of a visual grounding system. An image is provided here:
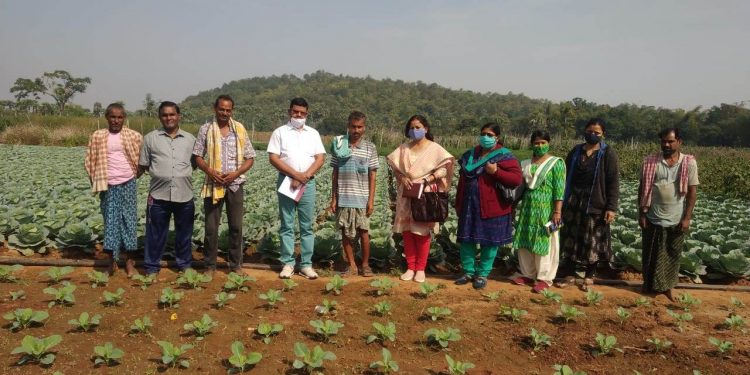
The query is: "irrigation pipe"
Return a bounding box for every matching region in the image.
[1,256,748,292]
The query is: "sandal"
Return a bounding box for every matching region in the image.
[555,276,576,288]
[340,266,358,277]
[580,277,594,292]
[360,265,374,277]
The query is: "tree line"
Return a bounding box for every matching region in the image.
[3,70,749,147]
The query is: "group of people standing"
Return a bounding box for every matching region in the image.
[84,97,698,301]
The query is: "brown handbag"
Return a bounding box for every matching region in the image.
[411,191,449,223]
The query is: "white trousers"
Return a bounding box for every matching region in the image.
[516,231,560,285]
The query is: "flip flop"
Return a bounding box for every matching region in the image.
[361,265,374,277]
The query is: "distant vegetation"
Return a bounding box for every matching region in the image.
[2,70,750,147]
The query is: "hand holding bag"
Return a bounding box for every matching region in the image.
[411,183,449,222]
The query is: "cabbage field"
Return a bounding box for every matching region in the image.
[0,144,748,282]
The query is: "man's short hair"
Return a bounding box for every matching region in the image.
[348,110,366,123]
[289,97,309,109]
[214,95,234,109]
[658,127,681,140]
[105,103,125,117]
[158,101,180,115]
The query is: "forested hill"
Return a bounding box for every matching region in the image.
[180,71,750,146]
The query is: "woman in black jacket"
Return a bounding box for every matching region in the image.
[556,118,619,290]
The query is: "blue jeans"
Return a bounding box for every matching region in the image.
[143,197,195,274]
[278,175,316,268]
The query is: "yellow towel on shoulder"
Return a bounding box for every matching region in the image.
[200,119,247,204]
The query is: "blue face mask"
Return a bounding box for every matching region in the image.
[479,135,497,149]
[408,128,426,140]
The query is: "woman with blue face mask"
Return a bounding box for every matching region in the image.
[510,130,566,293]
[386,115,454,283]
[453,123,522,289]
[556,118,619,291]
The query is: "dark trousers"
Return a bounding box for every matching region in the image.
[144,197,195,274]
[203,188,244,270]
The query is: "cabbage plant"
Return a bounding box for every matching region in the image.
[55,223,97,249]
[7,223,51,256]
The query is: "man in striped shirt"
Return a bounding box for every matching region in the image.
[329,111,379,277]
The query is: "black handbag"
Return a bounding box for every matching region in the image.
[411,191,450,222]
[498,182,525,205]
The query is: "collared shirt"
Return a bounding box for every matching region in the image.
[267,122,326,173]
[140,128,196,203]
[193,121,256,192]
[647,153,699,226]
[330,139,379,208]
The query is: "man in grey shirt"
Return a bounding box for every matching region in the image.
[139,101,197,275]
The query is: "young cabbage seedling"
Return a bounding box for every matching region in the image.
[367,321,396,344]
[539,289,562,305]
[724,314,746,332]
[425,306,452,321]
[281,279,298,291]
[646,337,672,352]
[424,327,461,348]
[585,289,604,306]
[3,308,49,331]
[9,290,26,301]
[176,268,211,289]
[529,328,552,351]
[183,314,217,340]
[729,297,745,311]
[40,266,73,284]
[633,296,651,307]
[157,341,193,369]
[131,274,156,290]
[369,348,399,373]
[557,304,585,323]
[92,342,124,367]
[43,281,76,308]
[223,272,255,292]
[616,307,632,325]
[593,333,623,356]
[256,322,284,344]
[310,319,344,343]
[419,282,442,298]
[86,270,109,288]
[159,287,184,308]
[214,292,236,309]
[292,342,336,374]
[11,334,62,366]
[708,337,733,355]
[258,289,285,309]
[370,278,397,296]
[0,264,24,283]
[316,299,338,315]
[499,306,527,323]
[227,341,262,373]
[129,316,153,335]
[372,301,393,316]
[68,312,102,332]
[553,364,587,375]
[102,288,125,306]
[445,354,475,375]
[325,274,348,295]
[676,292,701,312]
[481,291,501,301]
[666,309,693,332]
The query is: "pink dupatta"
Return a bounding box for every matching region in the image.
[387,141,455,235]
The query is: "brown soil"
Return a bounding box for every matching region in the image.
[0,265,749,375]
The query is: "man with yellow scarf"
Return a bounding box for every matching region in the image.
[193,95,256,276]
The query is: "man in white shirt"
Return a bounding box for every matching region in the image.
[267,98,326,279]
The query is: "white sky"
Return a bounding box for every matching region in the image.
[1,0,748,111]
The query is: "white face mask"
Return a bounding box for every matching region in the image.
[290,118,306,129]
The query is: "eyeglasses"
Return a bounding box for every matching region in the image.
[480,132,496,137]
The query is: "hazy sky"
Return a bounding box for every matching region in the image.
[1,0,748,111]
